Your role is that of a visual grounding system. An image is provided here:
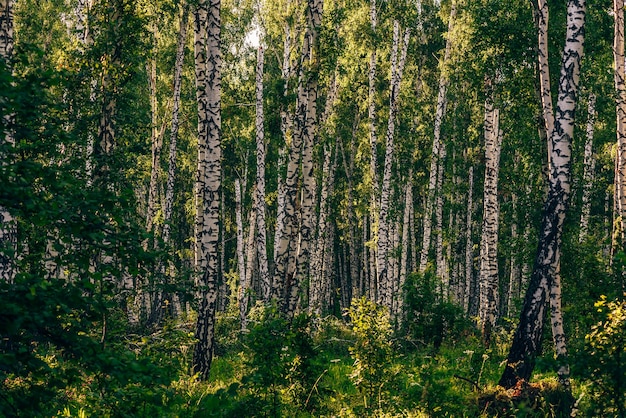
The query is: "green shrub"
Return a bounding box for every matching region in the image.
[582,295,626,417]
[402,270,470,350]
[348,297,394,410]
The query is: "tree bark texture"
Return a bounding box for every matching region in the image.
[377,21,409,309]
[0,0,15,283]
[615,0,626,251]
[254,46,270,301]
[579,93,596,242]
[464,164,474,314]
[499,0,585,388]
[479,89,502,347]
[193,0,222,380]
[420,1,455,273]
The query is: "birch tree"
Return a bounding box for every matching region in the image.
[0,0,15,283]
[499,0,585,389]
[254,45,270,301]
[193,0,222,379]
[478,83,502,346]
[615,0,626,252]
[377,20,410,309]
[419,1,455,273]
[579,93,596,241]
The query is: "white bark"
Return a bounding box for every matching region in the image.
[464,165,474,314]
[398,175,412,322]
[254,46,270,301]
[193,0,222,379]
[420,2,455,273]
[579,93,596,242]
[500,0,585,388]
[0,0,15,283]
[615,0,626,250]
[479,91,502,346]
[377,21,410,309]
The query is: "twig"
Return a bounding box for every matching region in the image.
[453,374,480,391]
[305,369,328,408]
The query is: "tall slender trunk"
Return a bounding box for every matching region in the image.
[435,146,446,289]
[0,0,15,283]
[341,116,361,301]
[579,93,596,242]
[507,193,520,317]
[235,178,246,305]
[368,0,379,209]
[615,0,626,253]
[377,21,410,309]
[163,2,189,246]
[254,46,270,300]
[464,165,474,314]
[398,174,412,322]
[479,85,502,347]
[241,208,256,328]
[276,0,324,317]
[146,26,161,236]
[162,4,189,317]
[420,2,455,273]
[193,0,222,379]
[500,0,585,388]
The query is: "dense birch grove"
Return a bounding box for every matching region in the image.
[2,0,626,415]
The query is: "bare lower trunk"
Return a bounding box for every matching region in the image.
[254,46,270,300]
[464,165,474,314]
[377,21,410,308]
[193,0,222,379]
[579,93,596,242]
[479,89,502,347]
[615,0,626,252]
[398,176,412,322]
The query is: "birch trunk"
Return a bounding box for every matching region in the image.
[435,145,446,291]
[146,27,161,236]
[0,0,15,283]
[254,46,270,300]
[368,0,379,205]
[162,4,189,317]
[507,193,520,317]
[579,93,596,242]
[163,3,189,247]
[241,208,256,328]
[377,21,409,309]
[420,2,455,273]
[193,0,222,379]
[464,165,474,314]
[277,0,324,317]
[615,0,626,251]
[500,0,585,388]
[235,178,246,306]
[479,89,502,347]
[398,176,412,322]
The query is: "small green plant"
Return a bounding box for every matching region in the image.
[241,302,318,416]
[583,295,626,417]
[402,270,469,350]
[348,297,394,410]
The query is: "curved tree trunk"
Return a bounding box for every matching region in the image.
[499,0,585,388]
